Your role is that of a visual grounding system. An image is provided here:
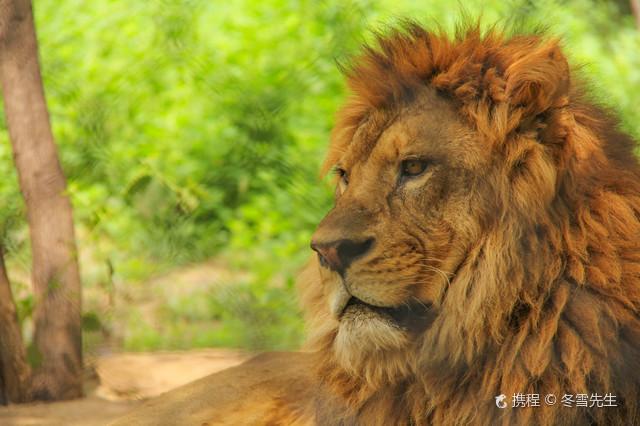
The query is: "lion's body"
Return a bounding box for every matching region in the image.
[108,352,316,426]
[112,22,640,426]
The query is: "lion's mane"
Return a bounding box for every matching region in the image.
[299,22,640,425]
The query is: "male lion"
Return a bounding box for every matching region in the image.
[112,22,640,426]
[300,21,640,425]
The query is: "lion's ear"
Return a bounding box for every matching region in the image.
[504,41,570,118]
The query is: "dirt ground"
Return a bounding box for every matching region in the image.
[0,349,248,426]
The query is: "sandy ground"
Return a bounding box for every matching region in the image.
[0,349,248,426]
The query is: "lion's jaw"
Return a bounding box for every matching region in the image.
[321,269,435,384]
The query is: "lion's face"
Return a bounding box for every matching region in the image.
[311,88,489,367]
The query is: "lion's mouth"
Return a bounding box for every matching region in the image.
[341,296,435,333]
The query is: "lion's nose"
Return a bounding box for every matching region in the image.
[310,238,374,273]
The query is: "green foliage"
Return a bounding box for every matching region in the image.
[0,0,637,352]
[209,277,304,351]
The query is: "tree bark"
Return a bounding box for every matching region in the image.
[0,245,31,404]
[632,0,640,29]
[0,0,83,400]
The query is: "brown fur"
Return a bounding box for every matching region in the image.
[300,22,640,425]
[108,352,317,426]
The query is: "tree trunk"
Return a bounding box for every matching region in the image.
[0,245,31,404]
[0,0,83,400]
[632,0,640,29]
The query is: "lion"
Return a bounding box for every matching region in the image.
[111,21,640,426]
[298,22,640,425]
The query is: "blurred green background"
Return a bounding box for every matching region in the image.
[0,0,638,356]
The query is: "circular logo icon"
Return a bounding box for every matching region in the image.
[495,394,508,409]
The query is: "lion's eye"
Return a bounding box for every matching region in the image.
[334,167,349,185]
[401,159,429,177]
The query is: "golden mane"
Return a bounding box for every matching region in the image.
[302,21,640,425]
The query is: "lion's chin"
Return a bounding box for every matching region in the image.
[334,307,409,375]
[332,300,434,380]
[337,302,409,351]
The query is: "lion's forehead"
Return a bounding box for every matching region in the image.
[340,94,487,174]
